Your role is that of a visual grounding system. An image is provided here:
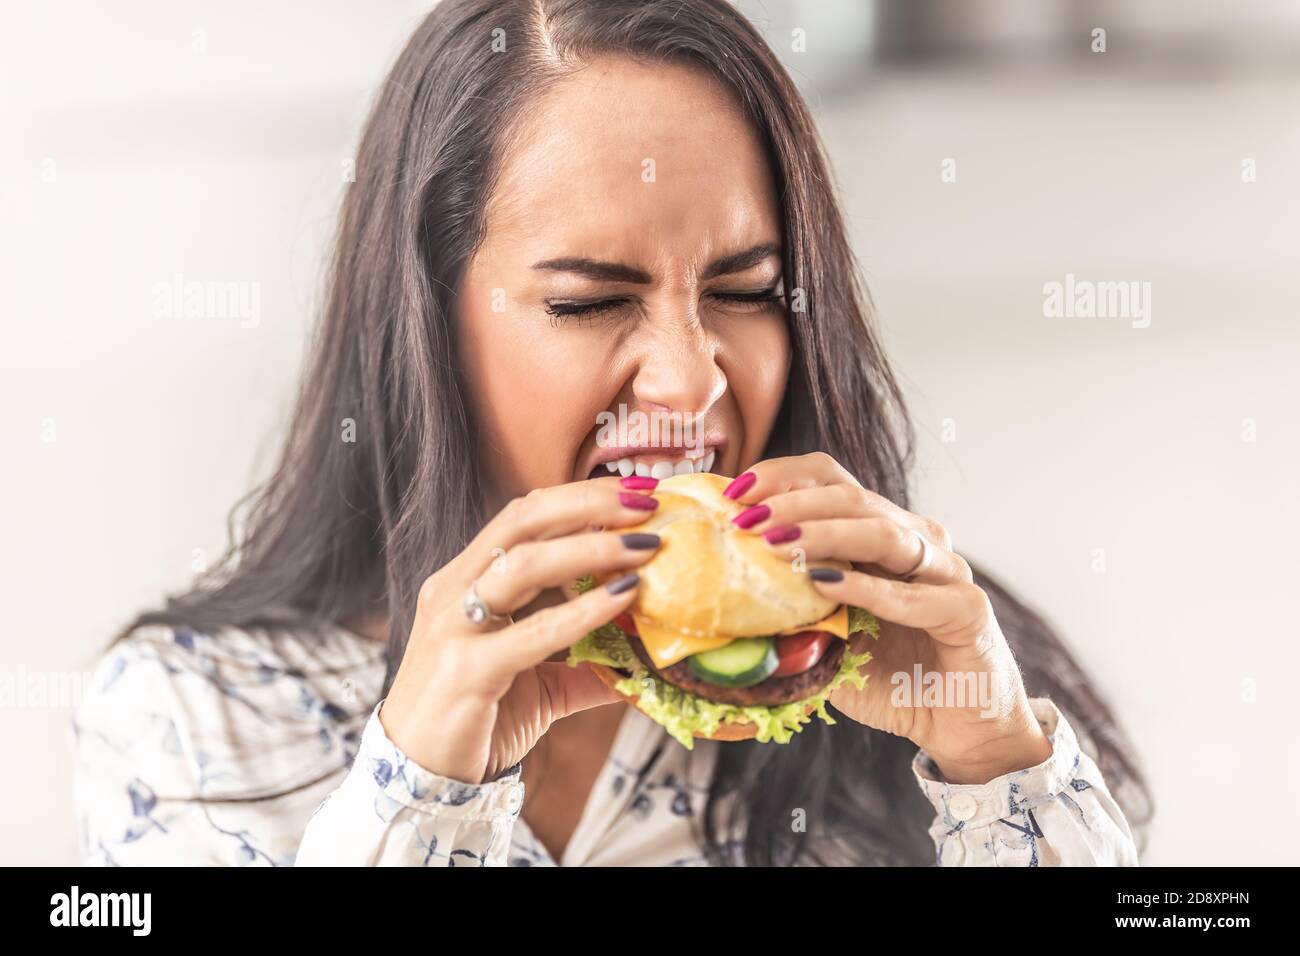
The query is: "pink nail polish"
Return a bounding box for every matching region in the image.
[732,503,770,529]
[619,475,659,490]
[723,471,756,499]
[762,524,800,545]
[619,492,659,511]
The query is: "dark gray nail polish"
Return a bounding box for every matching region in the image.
[620,533,661,550]
[810,567,844,583]
[605,572,640,595]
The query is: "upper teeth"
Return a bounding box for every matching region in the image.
[603,449,716,477]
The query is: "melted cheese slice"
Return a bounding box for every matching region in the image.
[632,604,849,669]
[785,604,848,640]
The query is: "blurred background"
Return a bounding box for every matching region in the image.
[2,0,1297,865]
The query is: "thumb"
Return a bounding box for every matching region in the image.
[535,661,625,721]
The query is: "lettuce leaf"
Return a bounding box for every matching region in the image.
[847,604,879,638]
[567,620,640,670]
[610,643,873,749]
[566,582,880,749]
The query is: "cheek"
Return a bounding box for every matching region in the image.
[459,304,608,495]
[719,314,790,429]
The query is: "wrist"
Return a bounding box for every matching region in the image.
[928,713,1053,785]
[378,692,473,781]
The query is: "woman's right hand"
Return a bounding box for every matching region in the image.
[379,476,661,784]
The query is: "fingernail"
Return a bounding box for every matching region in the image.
[620,533,661,550]
[732,503,770,529]
[605,572,640,595]
[619,492,659,511]
[810,567,844,583]
[762,524,801,545]
[619,475,658,490]
[723,471,756,499]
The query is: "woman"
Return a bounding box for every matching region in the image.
[74,0,1151,867]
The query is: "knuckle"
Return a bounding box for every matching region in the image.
[500,540,535,574]
[806,450,851,482]
[589,480,621,517]
[904,579,928,605]
[577,480,601,513]
[891,581,920,611]
[518,608,560,647]
[882,518,912,554]
[950,552,974,582]
[850,484,878,513]
[856,516,895,559]
[861,514,890,535]
[485,545,510,575]
[416,574,443,611]
[594,531,625,560]
[959,582,992,621]
[501,494,527,525]
[504,494,535,522]
[921,516,952,549]
[891,518,914,546]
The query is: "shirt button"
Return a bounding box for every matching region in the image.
[949,792,979,822]
[506,785,523,814]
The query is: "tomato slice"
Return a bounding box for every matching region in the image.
[772,630,833,677]
[614,612,639,637]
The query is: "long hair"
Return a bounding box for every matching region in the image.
[123,0,1152,864]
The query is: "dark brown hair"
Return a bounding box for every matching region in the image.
[125,0,1151,865]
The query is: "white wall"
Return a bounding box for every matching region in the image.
[816,67,1300,865]
[2,1,1296,864]
[0,0,435,866]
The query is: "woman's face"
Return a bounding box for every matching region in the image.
[458,57,789,509]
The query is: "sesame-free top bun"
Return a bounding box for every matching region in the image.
[619,472,847,638]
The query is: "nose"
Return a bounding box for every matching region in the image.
[630,320,727,416]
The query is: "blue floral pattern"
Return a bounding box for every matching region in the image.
[74,625,1137,866]
[911,699,1138,866]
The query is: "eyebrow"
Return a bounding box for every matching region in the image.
[701,242,781,279]
[531,242,781,284]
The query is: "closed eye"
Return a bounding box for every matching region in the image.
[544,286,785,326]
[544,297,634,326]
[710,287,784,307]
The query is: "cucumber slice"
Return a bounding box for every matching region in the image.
[688,637,777,687]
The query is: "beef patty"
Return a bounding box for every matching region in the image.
[624,633,846,707]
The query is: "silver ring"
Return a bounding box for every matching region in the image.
[902,529,933,581]
[462,579,508,629]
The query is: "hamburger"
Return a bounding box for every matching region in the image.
[568,472,878,748]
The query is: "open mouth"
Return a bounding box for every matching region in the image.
[585,446,719,480]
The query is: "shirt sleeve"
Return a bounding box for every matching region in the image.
[294,702,525,867]
[911,697,1138,866]
[73,635,264,866]
[75,627,518,867]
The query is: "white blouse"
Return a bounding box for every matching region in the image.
[72,623,1139,866]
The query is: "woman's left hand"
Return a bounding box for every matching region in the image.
[725,453,1052,785]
